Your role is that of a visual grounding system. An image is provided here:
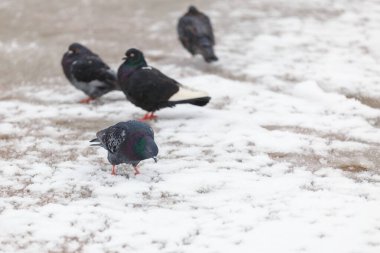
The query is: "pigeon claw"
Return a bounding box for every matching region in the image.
[139,112,157,121]
[111,165,117,175]
[79,97,95,104]
[133,166,140,175]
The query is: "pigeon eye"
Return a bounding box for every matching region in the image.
[130,53,135,57]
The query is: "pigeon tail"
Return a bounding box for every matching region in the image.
[168,96,211,107]
[169,85,209,101]
[167,85,211,106]
[198,37,218,62]
[201,46,218,62]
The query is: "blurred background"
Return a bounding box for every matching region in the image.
[0,0,215,88]
[2,0,380,107]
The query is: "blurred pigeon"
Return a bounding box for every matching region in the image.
[117,48,211,120]
[90,120,158,175]
[177,6,218,62]
[61,43,119,103]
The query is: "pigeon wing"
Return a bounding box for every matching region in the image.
[71,56,116,85]
[199,14,215,45]
[178,16,198,54]
[96,126,128,154]
[128,67,180,106]
[114,121,154,138]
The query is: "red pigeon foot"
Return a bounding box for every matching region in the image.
[79,97,95,104]
[139,112,157,121]
[133,166,140,175]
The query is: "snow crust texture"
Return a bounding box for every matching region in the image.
[1,0,380,252]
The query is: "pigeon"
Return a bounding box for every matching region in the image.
[177,6,218,62]
[117,48,211,120]
[61,43,119,103]
[90,120,158,175]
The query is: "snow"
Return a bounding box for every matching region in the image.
[1,0,380,252]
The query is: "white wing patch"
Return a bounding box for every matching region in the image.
[169,85,208,101]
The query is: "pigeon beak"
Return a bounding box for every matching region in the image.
[122,57,127,60]
[90,138,101,146]
[153,157,158,163]
[67,50,74,54]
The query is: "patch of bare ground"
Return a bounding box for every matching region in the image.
[267,150,379,175]
[262,124,380,146]
[0,183,93,210]
[36,186,93,206]
[0,116,109,164]
[51,118,115,132]
[248,2,345,20]
[346,94,380,109]
[263,125,380,173]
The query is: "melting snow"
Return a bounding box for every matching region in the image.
[1,0,380,252]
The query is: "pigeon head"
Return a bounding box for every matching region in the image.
[122,129,158,163]
[134,135,158,162]
[188,6,199,14]
[122,48,147,66]
[62,43,92,79]
[67,43,93,56]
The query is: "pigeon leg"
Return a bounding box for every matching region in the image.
[139,112,157,121]
[79,97,95,104]
[147,112,157,120]
[139,113,150,121]
[133,165,140,175]
[111,165,117,175]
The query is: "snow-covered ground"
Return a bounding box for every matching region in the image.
[1,0,380,252]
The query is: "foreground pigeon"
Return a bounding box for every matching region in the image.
[177,6,218,62]
[61,43,119,103]
[90,120,158,175]
[117,48,211,120]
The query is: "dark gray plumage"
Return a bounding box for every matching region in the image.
[61,43,119,103]
[177,6,218,62]
[90,120,158,175]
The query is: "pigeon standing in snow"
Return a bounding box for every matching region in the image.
[61,43,119,103]
[90,120,158,175]
[177,6,218,62]
[117,48,211,120]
